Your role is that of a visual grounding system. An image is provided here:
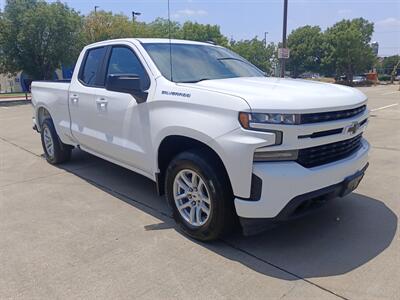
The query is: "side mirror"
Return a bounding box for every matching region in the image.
[105,74,148,103]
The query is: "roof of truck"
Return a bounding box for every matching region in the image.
[136,38,214,45]
[87,38,218,48]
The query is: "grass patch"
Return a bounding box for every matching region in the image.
[0,93,31,99]
[305,77,336,83]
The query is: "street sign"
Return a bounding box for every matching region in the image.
[278,48,290,59]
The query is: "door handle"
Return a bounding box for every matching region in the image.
[71,94,79,103]
[96,98,108,109]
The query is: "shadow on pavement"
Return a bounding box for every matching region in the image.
[218,192,397,280]
[60,149,397,281]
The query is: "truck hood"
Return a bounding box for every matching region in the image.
[189,77,367,113]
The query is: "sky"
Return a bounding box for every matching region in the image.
[0,0,399,56]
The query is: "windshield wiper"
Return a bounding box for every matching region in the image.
[217,57,244,62]
[178,78,213,83]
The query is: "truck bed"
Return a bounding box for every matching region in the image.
[31,81,71,141]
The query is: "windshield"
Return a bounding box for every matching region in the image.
[142,43,265,83]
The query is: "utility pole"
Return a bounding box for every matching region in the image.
[132,11,141,22]
[280,0,288,78]
[264,32,269,74]
[132,11,141,36]
[264,32,268,48]
[94,5,99,14]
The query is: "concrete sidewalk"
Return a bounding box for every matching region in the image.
[0,85,399,299]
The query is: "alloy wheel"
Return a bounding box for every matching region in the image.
[173,169,211,227]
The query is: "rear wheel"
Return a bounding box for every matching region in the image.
[40,118,72,164]
[165,150,235,241]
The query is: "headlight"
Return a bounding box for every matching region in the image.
[239,112,299,127]
[238,112,284,145]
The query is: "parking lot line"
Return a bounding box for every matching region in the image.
[382,91,399,96]
[370,103,399,112]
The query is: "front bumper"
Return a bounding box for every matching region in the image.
[234,138,370,219]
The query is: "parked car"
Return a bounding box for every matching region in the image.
[352,75,367,85]
[299,72,320,79]
[31,39,370,241]
[338,75,368,86]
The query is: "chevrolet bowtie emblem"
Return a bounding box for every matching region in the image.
[346,122,360,135]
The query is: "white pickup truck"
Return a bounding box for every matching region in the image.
[32,38,369,241]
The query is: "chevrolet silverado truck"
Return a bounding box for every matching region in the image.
[31,38,369,241]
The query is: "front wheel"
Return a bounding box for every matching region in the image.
[165,150,235,241]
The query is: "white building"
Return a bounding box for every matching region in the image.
[0,72,24,93]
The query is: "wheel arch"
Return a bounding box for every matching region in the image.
[36,105,53,131]
[156,135,233,196]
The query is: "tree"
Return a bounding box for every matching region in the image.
[182,21,228,46]
[390,60,400,84]
[376,55,400,83]
[287,26,323,77]
[229,38,275,72]
[143,17,182,39]
[0,0,82,80]
[322,18,376,84]
[82,11,134,44]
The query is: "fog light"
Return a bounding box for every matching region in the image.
[253,149,298,162]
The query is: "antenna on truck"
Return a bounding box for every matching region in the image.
[167,0,174,82]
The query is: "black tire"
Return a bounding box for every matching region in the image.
[40,118,72,164]
[165,150,236,241]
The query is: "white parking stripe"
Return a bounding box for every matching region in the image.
[371,103,399,112]
[382,91,399,96]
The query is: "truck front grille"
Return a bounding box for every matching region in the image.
[300,105,366,124]
[297,134,363,168]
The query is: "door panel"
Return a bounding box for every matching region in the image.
[93,45,153,174]
[69,46,109,153]
[93,90,152,173]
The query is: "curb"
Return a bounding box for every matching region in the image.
[0,99,31,107]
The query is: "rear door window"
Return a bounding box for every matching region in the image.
[80,47,106,86]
